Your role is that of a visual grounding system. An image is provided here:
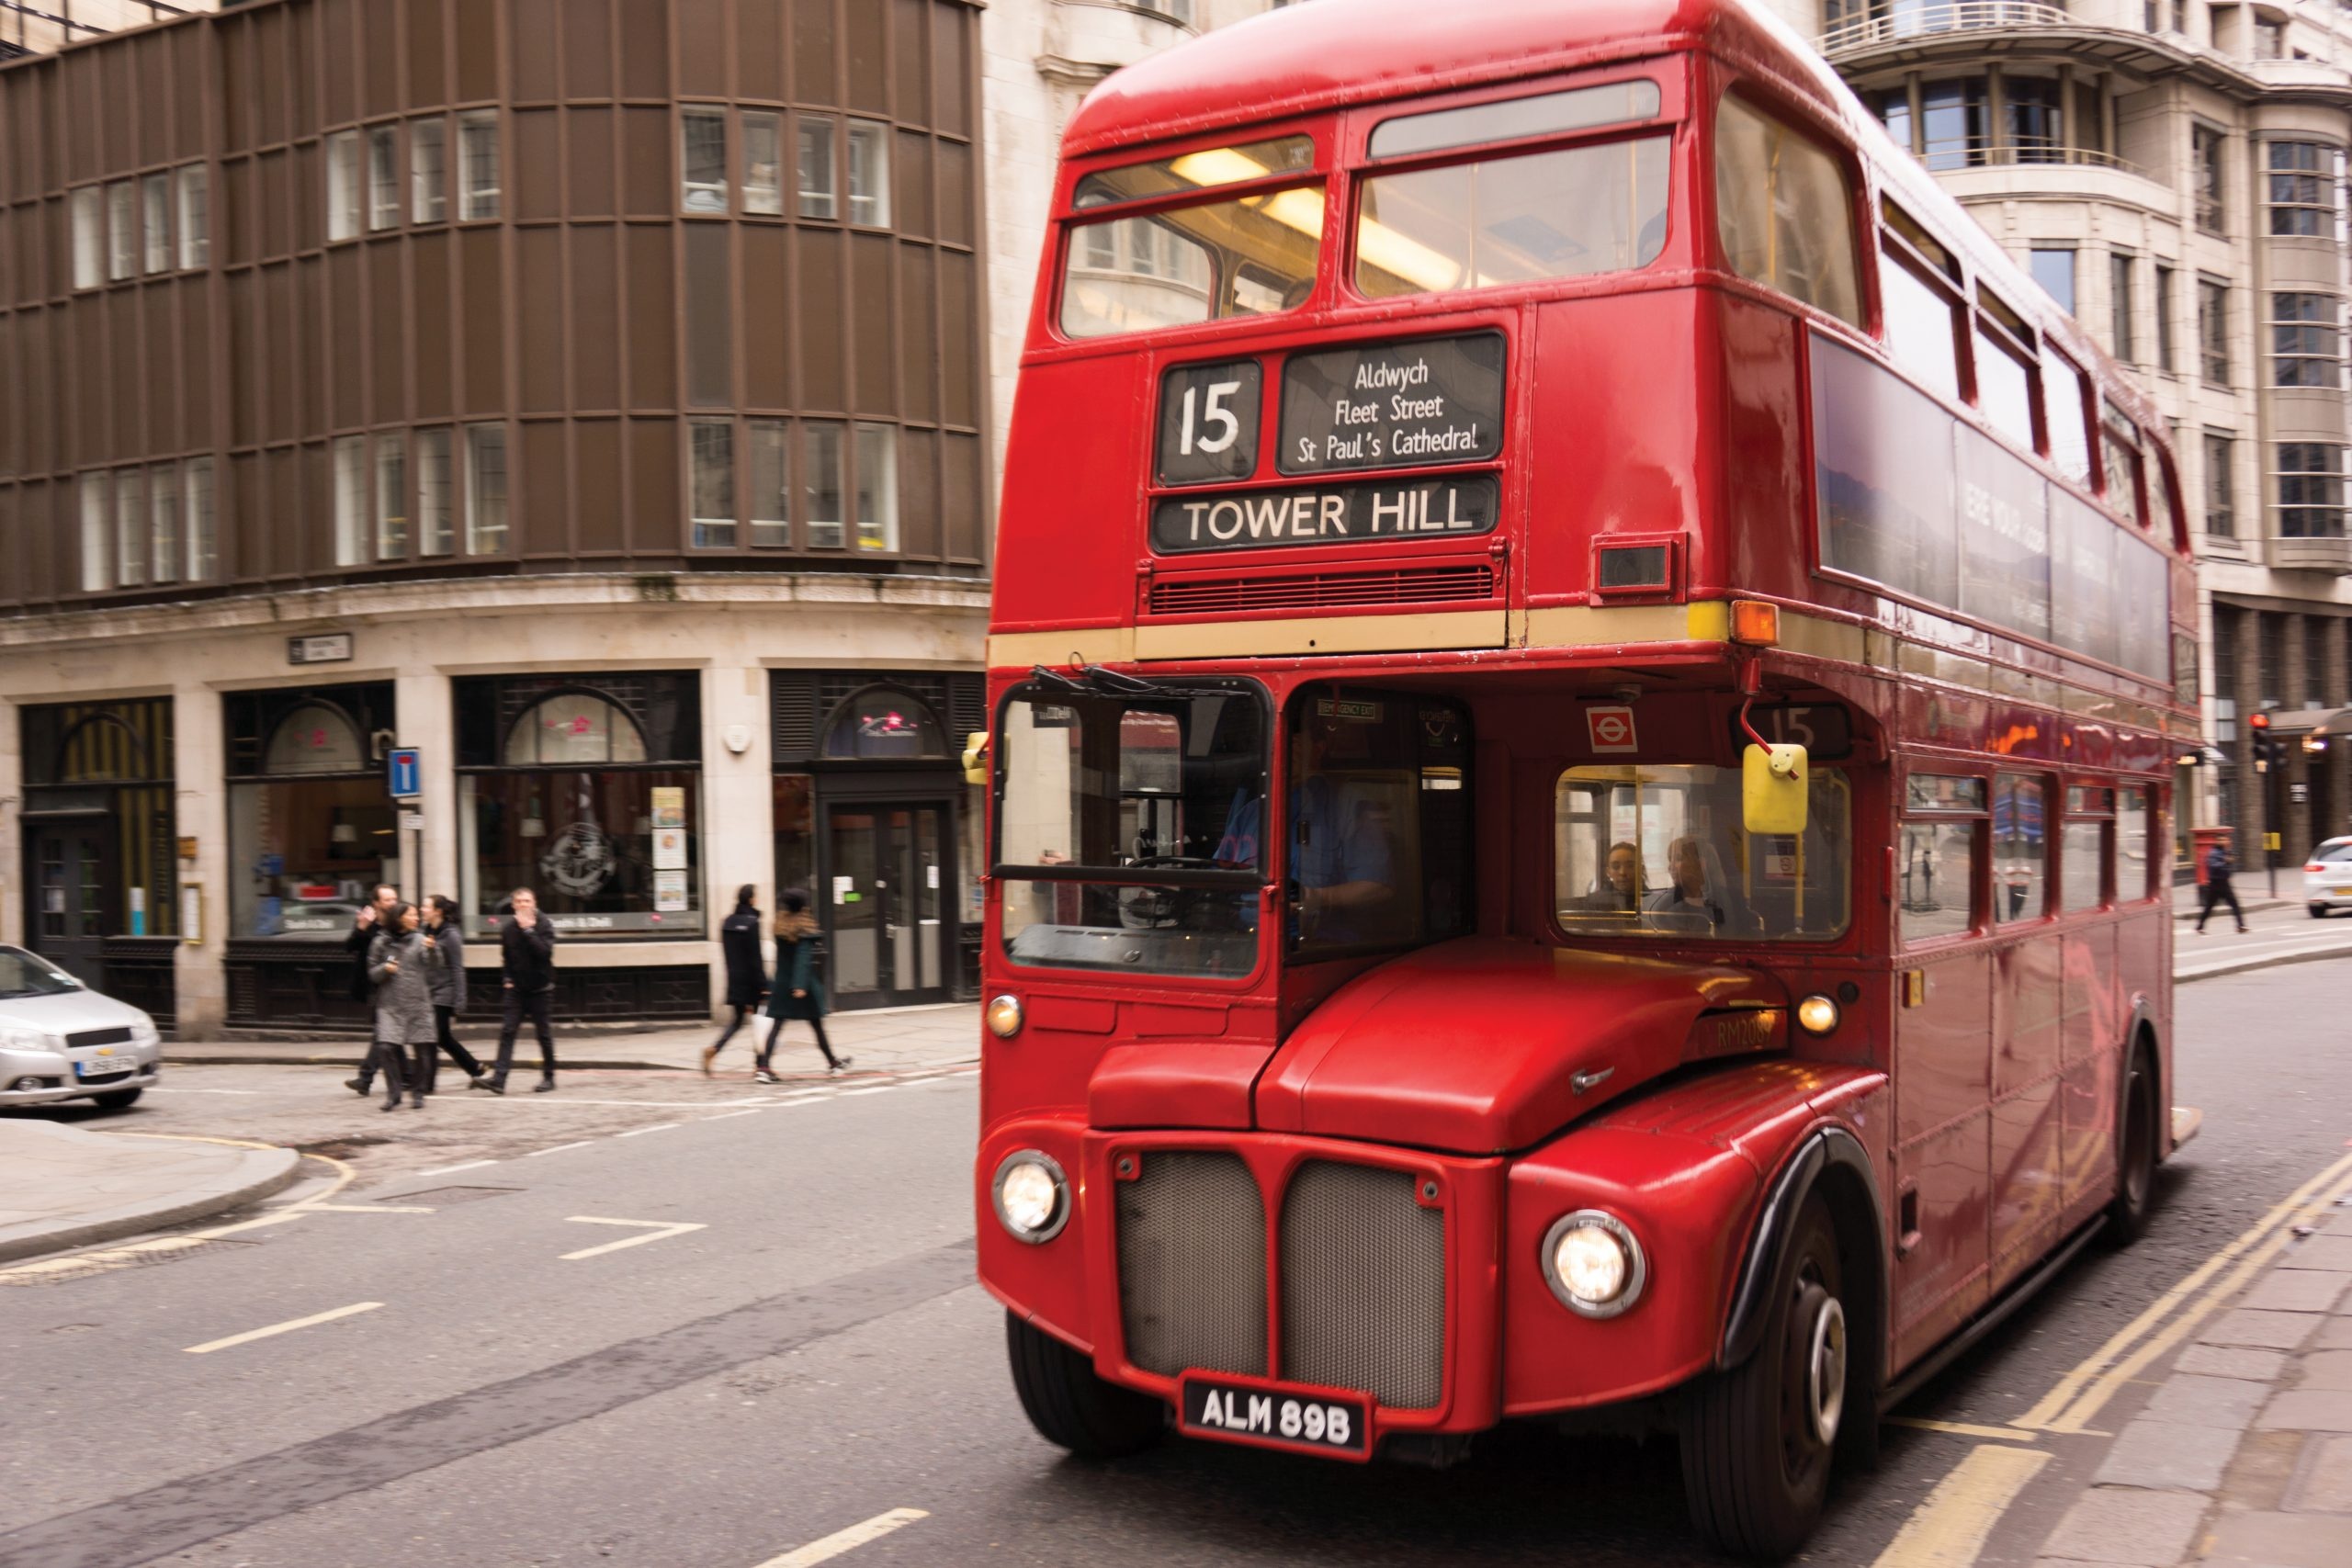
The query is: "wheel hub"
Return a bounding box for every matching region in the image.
[1805,1294,1847,1445]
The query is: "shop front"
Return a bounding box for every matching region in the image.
[17,698,179,1021]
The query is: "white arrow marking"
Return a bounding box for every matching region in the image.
[560,1215,708,1261]
[753,1508,931,1566]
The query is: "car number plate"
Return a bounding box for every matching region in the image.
[2333,887,2352,897]
[74,1057,138,1080]
[1180,1376,1369,1458]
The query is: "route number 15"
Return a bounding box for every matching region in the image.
[1157,360,1263,486]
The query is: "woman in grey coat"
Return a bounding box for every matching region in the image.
[367,904,436,1111]
[421,896,488,1093]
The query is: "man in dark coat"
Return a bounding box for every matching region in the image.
[485,886,560,1093]
[343,883,402,1097]
[2195,839,2248,934]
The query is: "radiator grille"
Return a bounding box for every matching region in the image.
[1116,1152,1267,1379]
[66,1028,134,1048]
[1149,563,1494,616]
[1279,1161,1447,1410]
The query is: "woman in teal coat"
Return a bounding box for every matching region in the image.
[758,888,850,1081]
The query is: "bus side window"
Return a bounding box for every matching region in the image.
[1994,773,2048,922]
[1881,251,1962,404]
[2119,786,2152,901]
[2062,784,2113,914]
[2041,345,2094,487]
[1713,92,1863,328]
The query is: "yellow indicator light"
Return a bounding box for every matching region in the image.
[1730,600,1781,646]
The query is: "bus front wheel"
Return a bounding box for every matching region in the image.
[1679,1198,1848,1560]
[1004,1311,1165,1460]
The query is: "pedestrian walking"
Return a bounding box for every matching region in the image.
[366,904,436,1111]
[757,889,849,1082]
[419,896,491,1093]
[485,887,560,1093]
[2195,839,2248,933]
[343,883,402,1099]
[703,886,768,1076]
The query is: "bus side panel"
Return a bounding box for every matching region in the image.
[1521,291,1705,606]
[1988,936,2064,1296]
[2061,922,2123,1224]
[1890,948,1992,1372]
[1713,291,1812,602]
[990,357,1151,634]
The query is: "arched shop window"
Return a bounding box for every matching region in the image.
[225,685,395,940]
[456,673,702,937]
[264,702,368,773]
[820,686,948,761]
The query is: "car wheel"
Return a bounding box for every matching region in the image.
[90,1088,142,1110]
[2104,1047,2158,1247]
[1680,1198,1848,1559]
[1004,1311,1165,1460]
[2312,903,2330,919]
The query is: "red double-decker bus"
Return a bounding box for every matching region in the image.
[974,0,2200,1552]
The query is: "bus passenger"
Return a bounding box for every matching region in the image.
[1644,835,1728,927]
[1571,840,1645,912]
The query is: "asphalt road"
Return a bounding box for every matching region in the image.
[2,954,2348,1568]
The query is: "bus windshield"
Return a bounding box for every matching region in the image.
[1555,764,1851,942]
[997,683,1266,976]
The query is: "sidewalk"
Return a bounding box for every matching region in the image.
[0,1119,300,1263]
[2031,1186,2352,1567]
[167,1001,984,1075]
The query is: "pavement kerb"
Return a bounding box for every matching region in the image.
[2175,940,2352,985]
[0,1122,302,1265]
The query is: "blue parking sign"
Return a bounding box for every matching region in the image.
[388,747,422,799]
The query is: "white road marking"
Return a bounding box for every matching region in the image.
[754,1508,930,1566]
[419,1159,499,1177]
[836,1087,892,1098]
[145,1087,264,1095]
[435,1096,773,1110]
[559,1216,708,1261]
[526,1141,595,1158]
[184,1301,383,1355]
[617,1122,682,1137]
[701,1109,765,1122]
[302,1202,436,1214]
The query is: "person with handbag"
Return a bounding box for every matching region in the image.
[756,888,849,1082]
[366,903,435,1111]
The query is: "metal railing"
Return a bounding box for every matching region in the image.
[1821,2,2075,56]
[1902,137,2150,180]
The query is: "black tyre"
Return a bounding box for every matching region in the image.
[2105,1046,2159,1247]
[90,1087,143,1110]
[1005,1311,1165,1459]
[1681,1199,1849,1561]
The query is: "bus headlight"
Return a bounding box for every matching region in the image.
[1795,994,1840,1036]
[985,994,1024,1039]
[991,1150,1069,1244]
[1542,1211,1646,1317]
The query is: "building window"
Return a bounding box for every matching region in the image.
[177,165,209,269]
[333,436,368,566]
[1138,0,1193,20]
[2155,265,2176,372]
[2267,141,2338,236]
[225,685,399,941]
[2007,76,2063,164]
[2193,124,2225,234]
[149,464,181,586]
[743,112,784,216]
[2271,293,2343,388]
[187,457,217,581]
[2199,277,2229,385]
[71,187,102,289]
[375,434,408,560]
[459,111,501,220]
[141,172,170,273]
[854,423,899,552]
[107,180,136,279]
[368,125,401,231]
[79,476,110,591]
[2277,444,2346,537]
[417,429,454,557]
[749,420,789,547]
[2205,431,2236,537]
[847,119,891,228]
[412,118,447,223]
[682,107,728,213]
[797,117,837,220]
[327,130,361,242]
[114,468,147,588]
[466,423,509,554]
[2030,245,2075,315]
[689,419,735,547]
[2109,252,2134,362]
[1919,79,1986,171]
[803,421,845,547]
[2254,17,2286,60]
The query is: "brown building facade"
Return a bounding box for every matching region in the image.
[0,0,993,1034]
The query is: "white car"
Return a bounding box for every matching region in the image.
[0,944,163,1111]
[2305,837,2352,918]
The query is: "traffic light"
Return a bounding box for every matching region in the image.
[2248,710,2276,772]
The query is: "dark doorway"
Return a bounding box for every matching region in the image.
[823,801,951,1009]
[28,818,114,989]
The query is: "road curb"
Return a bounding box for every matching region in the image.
[0,1126,301,1264]
[162,1051,679,1071]
[2175,941,2352,984]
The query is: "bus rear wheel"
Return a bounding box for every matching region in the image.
[1680,1198,1848,1560]
[1004,1311,1165,1460]
[2105,1046,2159,1247]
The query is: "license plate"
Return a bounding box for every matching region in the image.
[1180,1376,1369,1458]
[2333,887,2352,897]
[74,1057,140,1080]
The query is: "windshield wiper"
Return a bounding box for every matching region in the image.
[1028,664,1087,695]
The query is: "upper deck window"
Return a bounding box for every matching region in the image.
[1366,79,1660,160]
[1073,136,1317,209]
[1061,186,1326,341]
[1354,136,1669,300]
[1713,94,1862,328]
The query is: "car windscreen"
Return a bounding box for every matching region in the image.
[0,947,82,998]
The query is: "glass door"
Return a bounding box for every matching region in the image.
[823,802,951,1009]
[29,821,111,989]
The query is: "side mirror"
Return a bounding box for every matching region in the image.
[962,730,990,786]
[1742,743,1809,835]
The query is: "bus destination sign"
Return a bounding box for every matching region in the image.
[1150,475,1498,555]
[1278,332,1506,476]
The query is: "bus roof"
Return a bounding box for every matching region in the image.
[1062,0,2164,451]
